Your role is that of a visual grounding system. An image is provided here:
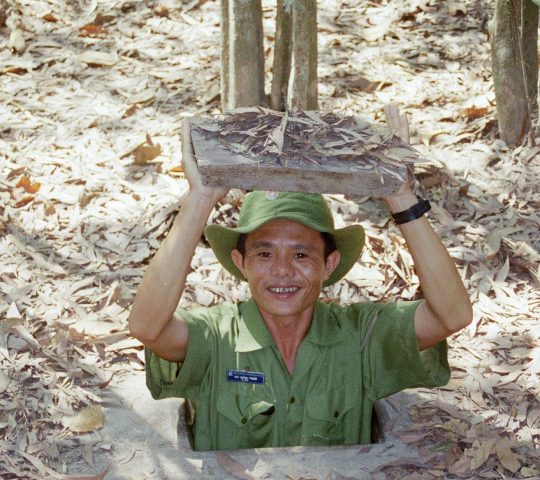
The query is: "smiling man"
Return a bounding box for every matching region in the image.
[128,117,473,451]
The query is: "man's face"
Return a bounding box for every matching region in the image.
[231,219,340,323]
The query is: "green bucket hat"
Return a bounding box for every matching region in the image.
[205,191,365,287]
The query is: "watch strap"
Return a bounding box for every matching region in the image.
[391,198,431,225]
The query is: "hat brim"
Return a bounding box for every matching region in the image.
[205,221,365,287]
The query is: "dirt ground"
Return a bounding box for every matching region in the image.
[1,0,540,479]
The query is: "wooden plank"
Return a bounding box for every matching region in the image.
[190,113,411,196]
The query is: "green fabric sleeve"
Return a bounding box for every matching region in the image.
[145,308,212,400]
[363,300,450,400]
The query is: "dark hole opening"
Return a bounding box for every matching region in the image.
[371,401,387,443]
[180,398,390,450]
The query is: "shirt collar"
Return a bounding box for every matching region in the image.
[236,299,274,352]
[236,299,347,352]
[306,301,348,346]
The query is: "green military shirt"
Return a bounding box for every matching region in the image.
[145,299,450,451]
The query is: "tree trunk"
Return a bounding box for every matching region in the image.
[220,0,230,111]
[491,0,538,145]
[270,0,292,111]
[220,0,265,111]
[288,0,318,111]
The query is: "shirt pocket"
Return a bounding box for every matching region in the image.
[304,383,360,445]
[216,389,276,448]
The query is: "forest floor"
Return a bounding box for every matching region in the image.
[1,0,540,479]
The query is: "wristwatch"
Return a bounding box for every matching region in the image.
[391,197,431,225]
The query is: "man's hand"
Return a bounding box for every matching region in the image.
[381,103,416,211]
[384,103,409,143]
[181,118,229,205]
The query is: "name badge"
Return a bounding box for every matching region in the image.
[226,369,265,385]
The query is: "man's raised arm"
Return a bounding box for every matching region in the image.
[382,105,472,350]
[128,119,229,362]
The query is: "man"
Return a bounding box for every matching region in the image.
[129,111,473,451]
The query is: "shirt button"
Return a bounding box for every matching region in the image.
[334,411,339,418]
[289,397,296,404]
[241,417,247,424]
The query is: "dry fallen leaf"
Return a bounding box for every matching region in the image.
[79,24,108,37]
[62,405,104,433]
[133,144,162,165]
[9,29,26,54]
[495,438,521,473]
[0,370,10,393]
[66,465,110,480]
[79,51,119,67]
[469,438,497,470]
[81,443,96,468]
[154,5,170,17]
[348,76,381,92]
[448,0,467,15]
[168,164,184,176]
[42,13,59,23]
[14,196,34,208]
[6,302,22,319]
[215,452,256,480]
[16,175,41,194]
[462,106,488,120]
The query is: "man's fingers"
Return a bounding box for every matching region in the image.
[180,118,200,181]
[384,103,410,143]
[384,103,400,132]
[180,117,210,194]
[399,112,410,143]
[181,118,194,160]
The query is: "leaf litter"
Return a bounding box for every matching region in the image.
[0,0,539,479]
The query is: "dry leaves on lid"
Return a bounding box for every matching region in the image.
[192,108,429,181]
